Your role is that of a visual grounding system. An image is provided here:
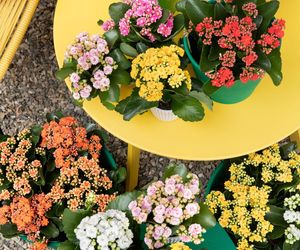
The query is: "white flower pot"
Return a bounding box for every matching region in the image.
[150,107,178,121]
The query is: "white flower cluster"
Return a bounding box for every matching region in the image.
[284,193,300,245]
[75,209,133,250]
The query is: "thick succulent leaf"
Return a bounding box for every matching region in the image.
[171,94,205,122]
[186,0,214,25]
[120,43,138,57]
[255,48,271,72]
[214,2,230,20]
[58,241,79,250]
[267,226,285,240]
[115,89,158,121]
[266,48,283,86]
[136,42,149,53]
[190,91,213,110]
[110,48,131,70]
[257,1,279,35]
[104,29,120,49]
[107,191,142,212]
[200,45,220,72]
[110,69,131,85]
[159,0,178,12]
[265,205,288,227]
[41,222,60,239]
[163,163,188,180]
[109,3,130,23]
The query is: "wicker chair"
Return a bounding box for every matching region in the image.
[0,0,40,80]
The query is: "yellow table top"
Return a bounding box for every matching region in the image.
[53,0,300,161]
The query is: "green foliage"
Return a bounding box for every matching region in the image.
[55,60,77,81]
[163,163,188,180]
[58,241,79,250]
[267,48,283,86]
[107,191,142,213]
[0,224,19,238]
[186,0,214,25]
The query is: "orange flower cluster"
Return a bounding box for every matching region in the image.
[0,129,44,196]
[30,240,48,250]
[41,117,115,211]
[40,117,102,168]
[0,194,52,242]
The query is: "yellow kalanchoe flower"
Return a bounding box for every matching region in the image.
[170,242,191,250]
[131,45,191,102]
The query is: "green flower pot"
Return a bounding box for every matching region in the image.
[183,36,261,104]
[139,218,235,249]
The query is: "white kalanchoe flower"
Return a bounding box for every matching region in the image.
[75,209,133,250]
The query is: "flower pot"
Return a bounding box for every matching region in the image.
[20,235,60,249]
[139,219,235,250]
[150,107,178,121]
[183,36,262,104]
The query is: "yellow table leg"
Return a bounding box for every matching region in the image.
[126,144,141,191]
[290,129,300,149]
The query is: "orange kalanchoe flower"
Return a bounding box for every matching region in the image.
[30,240,48,250]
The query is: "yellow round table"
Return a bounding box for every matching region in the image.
[54,0,300,190]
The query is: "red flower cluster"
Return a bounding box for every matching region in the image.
[258,19,285,54]
[195,2,285,87]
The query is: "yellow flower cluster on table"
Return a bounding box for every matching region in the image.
[170,242,191,250]
[131,45,192,102]
[206,144,300,250]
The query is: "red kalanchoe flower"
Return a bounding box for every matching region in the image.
[240,67,265,83]
[207,67,235,88]
[242,51,258,67]
[242,2,258,18]
[219,51,236,67]
[268,19,285,38]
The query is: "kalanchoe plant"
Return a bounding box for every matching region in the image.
[107,163,216,249]
[177,0,285,89]
[56,32,131,110]
[206,143,300,250]
[0,113,127,250]
[101,0,185,48]
[115,45,210,122]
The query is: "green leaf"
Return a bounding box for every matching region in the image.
[171,94,205,122]
[214,2,230,20]
[190,91,213,111]
[266,48,283,86]
[115,89,158,121]
[0,224,19,238]
[107,191,142,212]
[58,241,79,250]
[202,82,219,96]
[208,43,223,61]
[200,45,220,72]
[265,205,288,227]
[163,163,188,180]
[267,226,285,240]
[136,42,149,53]
[120,43,138,58]
[253,15,263,29]
[255,48,271,72]
[116,167,127,184]
[176,0,187,14]
[110,69,131,85]
[185,203,216,229]
[165,14,185,41]
[257,1,279,35]
[51,217,64,232]
[46,112,63,122]
[109,3,130,23]
[110,48,131,70]
[159,0,178,12]
[41,222,60,239]
[280,142,297,159]
[186,0,214,25]
[55,68,75,81]
[283,242,292,250]
[104,29,120,49]
[62,209,92,243]
[99,93,116,110]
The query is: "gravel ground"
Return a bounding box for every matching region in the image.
[0,0,232,248]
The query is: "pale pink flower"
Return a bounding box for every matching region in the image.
[154,205,166,216]
[131,207,141,217]
[154,242,164,248]
[144,237,153,249]
[128,200,137,210]
[94,70,105,80]
[153,215,165,224]
[163,227,172,238]
[73,92,80,100]
[164,184,175,195]
[70,73,80,83]
[147,185,157,196]
[104,65,113,75]
[183,188,193,199]
[154,226,165,239]
[105,56,114,65]
[90,56,99,65]
[188,224,203,237]
[180,235,192,242]
[185,203,199,217]
[169,217,180,225]
[138,212,148,223]
[170,207,183,218]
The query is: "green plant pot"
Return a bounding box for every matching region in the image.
[139,219,235,250]
[183,36,261,104]
[20,235,60,249]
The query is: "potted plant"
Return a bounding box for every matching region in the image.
[107,163,236,249]
[115,45,208,122]
[205,143,300,250]
[0,113,126,249]
[178,0,285,104]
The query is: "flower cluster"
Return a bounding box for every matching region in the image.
[0,194,52,243]
[283,193,300,245]
[131,45,191,102]
[0,129,44,196]
[103,0,174,42]
[206,144,300,250]
[64,32,118,100]
[75,209,133,250]
[194,2,285,87]
[129,173,205,249]
[41,117,115,211]
[170,242,191,250]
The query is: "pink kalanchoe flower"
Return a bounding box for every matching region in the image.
[70,73,80,83]
[157,14,174,38]
[102,19,115,31]
[188,224,203,237]
[119,18,131,36]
